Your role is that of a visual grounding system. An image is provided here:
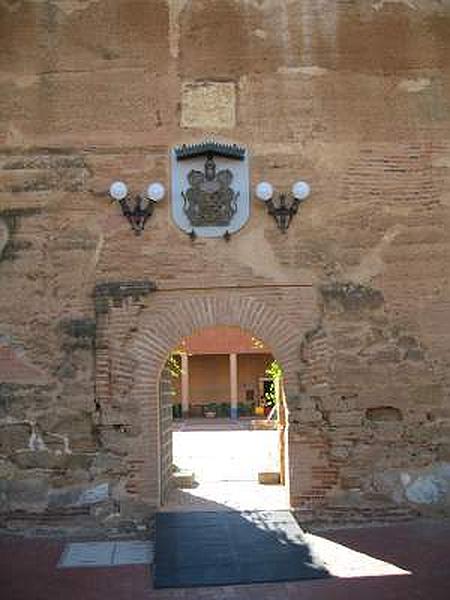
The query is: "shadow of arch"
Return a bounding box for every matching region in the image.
[126,294,307,507]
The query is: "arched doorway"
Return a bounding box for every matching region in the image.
[126,294,305,510]
[162,325,287,511]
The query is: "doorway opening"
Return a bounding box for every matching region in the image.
[160,325,289,511]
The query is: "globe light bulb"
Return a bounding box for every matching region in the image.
[292,180,311,201]
[109,181,128,201]
[255,181,274,202]
[146,182,165,202]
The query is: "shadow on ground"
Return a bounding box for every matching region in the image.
[154,499,329,588]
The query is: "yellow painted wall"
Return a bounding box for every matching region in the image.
[171,352,273,406]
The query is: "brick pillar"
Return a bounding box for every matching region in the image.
[181,353,189,417]
[230,353,238,419]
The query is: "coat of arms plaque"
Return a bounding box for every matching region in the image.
[171,141,250,237]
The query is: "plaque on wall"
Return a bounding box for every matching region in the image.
[171,140,250,237]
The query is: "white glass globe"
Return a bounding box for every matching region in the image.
[292,180,311,201]
[109,181,128,201]
[146,182,165,202]
[255,181,274,202]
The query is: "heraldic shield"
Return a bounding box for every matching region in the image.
[171,141,250,237]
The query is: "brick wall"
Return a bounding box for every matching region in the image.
[159,365,173,505]
[1,1,450,528]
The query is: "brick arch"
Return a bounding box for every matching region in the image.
[127,295,305,507]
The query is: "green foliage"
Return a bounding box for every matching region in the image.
[167,353,183,378]
[266,360,283,381]
[264,360,283,408]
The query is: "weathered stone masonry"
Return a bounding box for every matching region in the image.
[1,0,450,531]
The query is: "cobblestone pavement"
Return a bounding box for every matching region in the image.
[2,520,450,599]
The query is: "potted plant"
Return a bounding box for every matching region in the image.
[238,402,250,417]
[218,402,230,417]
[203,402,217,418]
[172,403,182,419]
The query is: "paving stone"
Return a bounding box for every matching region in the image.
[59,542,115,568]
[112,541,154,566]
[58,540,154,568]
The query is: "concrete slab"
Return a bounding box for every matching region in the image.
[58,541,154,568]
[112,541,154,566]
[59,542,114,568]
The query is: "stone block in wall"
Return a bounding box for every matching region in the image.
[0,422,32,453]
[0,478,49,512]
[181,81,236,129]
[368,422,405,443]
[39,411,93,437]
[0,208,41,262]
[0,458,16,480]
[295,407,325,424]
[329,411,363,427]
[97,426,141,456]
[59,318,96,350]
[90,452,125,477]
[0,384,54,420]
[11,451,93,472]
[68,432,97,453]
[48,482,110,509]
[38,410,97,453]
[39,431,66,453]
[374,464,450,515]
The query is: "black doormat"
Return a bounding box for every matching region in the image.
[154,510,329,588]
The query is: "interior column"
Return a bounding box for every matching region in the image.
[181,353,190,417]
[229,353,238,419]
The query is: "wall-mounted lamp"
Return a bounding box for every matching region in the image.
[255,180,311,233]
[109,180,165,235]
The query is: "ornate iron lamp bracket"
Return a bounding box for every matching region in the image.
[108,181,165,235]
[115,195,156,235]
[266,194,301,233]
[255,180,311,233]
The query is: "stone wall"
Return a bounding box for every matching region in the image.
[1,0,450,531]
